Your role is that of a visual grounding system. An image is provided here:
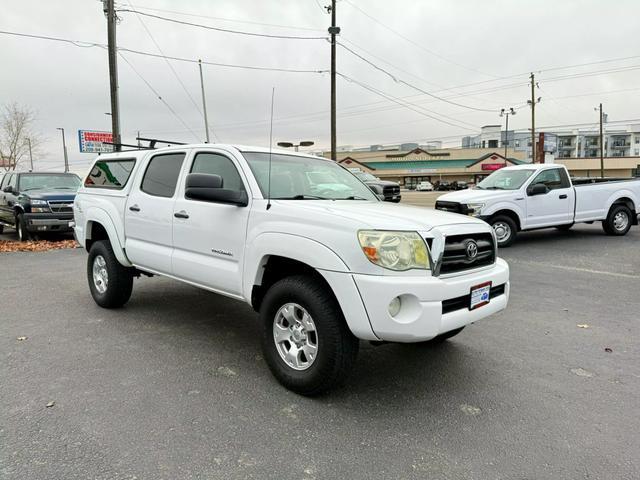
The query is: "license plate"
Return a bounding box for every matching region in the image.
[470,281,491,310]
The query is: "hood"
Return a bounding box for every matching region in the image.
[437,188,515,204]
[270,199,485,231]
[23,190,77,202]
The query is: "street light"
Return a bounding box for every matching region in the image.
[277,140,315,152]
[56,127,69,173]
[500,108,516,159]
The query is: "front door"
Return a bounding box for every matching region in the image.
[0,174,14,223]
[124,152,186,274]
[525,167,573,228]
[172,149,251,296]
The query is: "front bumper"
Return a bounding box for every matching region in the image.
[352,258,510,342]
[24,213,75,233]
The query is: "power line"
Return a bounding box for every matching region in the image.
[119,3,326,33]
[342,0,498,79]
[118,52,201,142]
[337,41,498,113]
[0,30,328,74]
[115,9,328,40]
[125,0,218,142]
[337,73,479,130]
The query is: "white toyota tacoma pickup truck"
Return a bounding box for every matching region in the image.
[436,164,640,247]
[74,144,509,395]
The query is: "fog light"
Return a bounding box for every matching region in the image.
[388,296,401,317]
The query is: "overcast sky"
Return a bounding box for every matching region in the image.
[2,0,640,172]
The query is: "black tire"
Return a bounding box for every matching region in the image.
[430,327,465,343]
[489,215,517,248]
[15,213,30,242]
[260,275,359,396]
[555,224,573,231]
[0,224,4,234]
[602,205,632,236]
[87,240,134,308]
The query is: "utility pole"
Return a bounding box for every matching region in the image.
[26,138,33,171]
[328,0,339,161]
[500,108,516,159]
[105,0,121,151]
[530,73,536,163]
[57,128,69,172]
[198,59,211,143]
[599,103,604,178]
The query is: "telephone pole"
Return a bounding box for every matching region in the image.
[500,108,516,159]
[530,73,536,163]
[105,0,121,151]
[328,0,339,161]
[26,138,33,171]
[599,103,604,178]
[56,128,69,173]
[198,59,211,143]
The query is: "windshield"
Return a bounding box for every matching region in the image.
[476,169,535,190]
[19,174,81,191]
[242,152,378,201]
[354,171,378,182]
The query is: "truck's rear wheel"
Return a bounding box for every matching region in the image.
[490,215,517,247]
[260,275,359,396]
[87,240,134,308]
[602,205,632,236]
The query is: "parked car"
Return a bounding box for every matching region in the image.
[0,171,81,241]
[351,171,401,202]
[74,145,510,395]
[452,181,469,190]
[436,164,640,247]
[435,181,452,191]
[416,181,434,191]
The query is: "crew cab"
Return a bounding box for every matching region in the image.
[74,144,510,395]
[0,171,81,241]
[436,164,640,247]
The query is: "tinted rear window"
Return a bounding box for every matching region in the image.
[85,159,136,189]
[141,153,186,198]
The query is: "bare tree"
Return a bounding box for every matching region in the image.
[0,102,40,171]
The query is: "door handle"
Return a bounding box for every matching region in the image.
[129,204,141,212]
[559,194,568,199]
[174,211,189,219]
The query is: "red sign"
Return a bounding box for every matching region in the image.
[482,163,506,171]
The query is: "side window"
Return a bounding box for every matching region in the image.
[558,168,571,188]
[85,159,136,189]
[531,169,563,191]
[8,174,17,189]
[0,174,8,189]
[190,152,245,192]
[141,153,186,198]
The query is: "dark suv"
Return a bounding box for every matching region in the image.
[0,172,81,241]
[352,171,401,203]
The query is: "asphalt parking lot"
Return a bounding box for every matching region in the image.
[2,222,639,479]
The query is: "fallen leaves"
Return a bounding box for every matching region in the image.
[604,347,613,353]
[16,336,28,341]
[577,324,590,329]
[0,239,79,253]
[45,401,55,408]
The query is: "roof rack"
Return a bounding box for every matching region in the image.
[101,137,188,152]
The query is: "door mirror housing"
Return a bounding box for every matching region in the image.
[185,173,248,206]
[528,183,548,196]
[3,185,14,194]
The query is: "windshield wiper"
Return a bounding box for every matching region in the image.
[484,186,506,190]
[21,187,45,191]
[337,196,369,200]
[273,194,331,200]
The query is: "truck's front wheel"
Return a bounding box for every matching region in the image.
[490,215,517,247]
[87,240,134,308]
[260,275,359,396]
[602,205,632,236]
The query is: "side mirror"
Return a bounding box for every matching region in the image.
[185,173,248,206]
[3,185,14,194]
[528,183,548,196]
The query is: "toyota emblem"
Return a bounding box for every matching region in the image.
[465,240,478,260]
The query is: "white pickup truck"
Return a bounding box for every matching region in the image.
[74,144,509,395]
[436,164,640,247]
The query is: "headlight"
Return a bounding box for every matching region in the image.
[465,203,485,216]
[30,200,50,213]
[358,230,430,271]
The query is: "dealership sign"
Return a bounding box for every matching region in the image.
[482,163,507,171]
[78,130,114,153]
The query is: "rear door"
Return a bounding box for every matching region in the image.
[525,167,574,228]
[171,149,251,296]
[124,151,187,274]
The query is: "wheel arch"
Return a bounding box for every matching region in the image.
[608,196,638,225]
[84,209,132,267]
[488,208,522,230]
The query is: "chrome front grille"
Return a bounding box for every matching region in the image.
[47,201,74,213]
